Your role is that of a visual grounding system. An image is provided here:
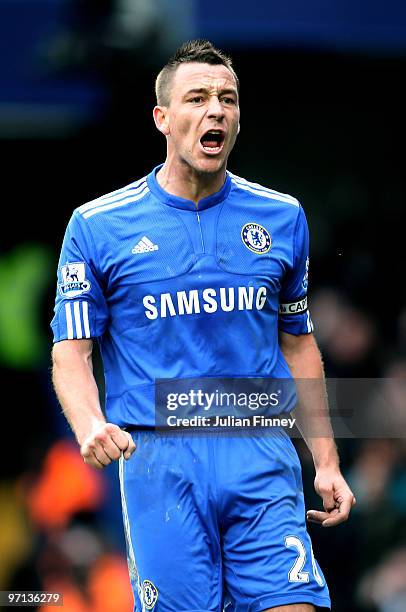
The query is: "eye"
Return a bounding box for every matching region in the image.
[222,97,236,105]
[189,96,204,104]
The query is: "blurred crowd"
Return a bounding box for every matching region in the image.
[300,289,406,612]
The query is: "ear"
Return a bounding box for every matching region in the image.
[237,122,241,135]
[153,106,170,136]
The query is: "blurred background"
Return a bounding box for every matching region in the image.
[1,0,406,610]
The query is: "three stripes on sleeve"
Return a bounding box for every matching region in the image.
[64,301,91,339]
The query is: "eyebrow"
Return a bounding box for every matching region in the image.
[184,87,238,97]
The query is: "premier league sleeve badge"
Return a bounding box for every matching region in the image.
[58,262,91,298]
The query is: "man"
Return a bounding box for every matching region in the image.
[52,40,355,612]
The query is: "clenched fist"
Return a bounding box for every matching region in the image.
[80,422,136,469]
[307,467,356,527]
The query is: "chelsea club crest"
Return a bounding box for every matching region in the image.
[142,579,158,609]
[241,223,271,254]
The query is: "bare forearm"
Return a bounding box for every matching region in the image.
[52,340,106,445]
[280,332,339,469]
[52,339,135,469]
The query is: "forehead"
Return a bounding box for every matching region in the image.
[171,62,238,96]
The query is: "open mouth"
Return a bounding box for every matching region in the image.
[200,130,225,154]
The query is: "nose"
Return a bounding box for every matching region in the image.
[207,95,224,120]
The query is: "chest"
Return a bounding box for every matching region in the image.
[98,199,296,295]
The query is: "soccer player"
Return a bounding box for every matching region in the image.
[51,40,355,611]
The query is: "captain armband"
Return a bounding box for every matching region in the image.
[278,295,308,315]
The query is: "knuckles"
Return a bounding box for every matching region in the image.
[79,423,134,467]
[316,484,332,495]
[83,455,103,469]
[104,423,120,435]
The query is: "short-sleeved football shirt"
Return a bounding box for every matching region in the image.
[52,166,313,426]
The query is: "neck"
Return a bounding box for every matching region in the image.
[156,158,227,206]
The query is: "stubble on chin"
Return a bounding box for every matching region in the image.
[190,158,226,178]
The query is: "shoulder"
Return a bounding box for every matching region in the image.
[228,171,300,209]
[73,175,150,221]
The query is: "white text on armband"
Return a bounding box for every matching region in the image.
[279,296,307,315]
[142,286,267,320]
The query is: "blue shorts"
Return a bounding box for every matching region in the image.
[119,431,331,612]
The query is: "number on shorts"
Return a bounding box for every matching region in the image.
[284,536,325,586]
[310,544,324,586]
[285,535,309,583]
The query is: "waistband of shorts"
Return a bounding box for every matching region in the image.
[122,424,292,438]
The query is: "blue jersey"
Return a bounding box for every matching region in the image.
[51,165,313,427]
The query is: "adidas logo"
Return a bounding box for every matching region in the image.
[132,236,159,254]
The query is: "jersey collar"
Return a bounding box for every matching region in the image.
[147,164,231,211]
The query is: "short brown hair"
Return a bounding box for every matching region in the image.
[155,39,239,106]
